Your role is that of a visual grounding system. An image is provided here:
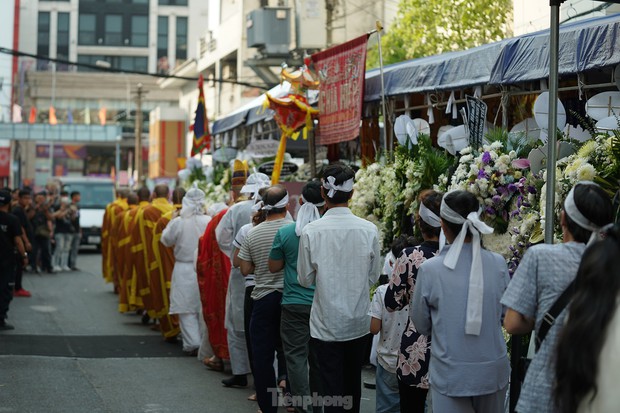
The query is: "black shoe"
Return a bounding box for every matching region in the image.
[0,322,15,331]
[182,348,198,357]
[363,379,376,389]
[222,375,248,388]
[71,267,79,271]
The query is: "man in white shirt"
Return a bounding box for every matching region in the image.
[298,164,381,413]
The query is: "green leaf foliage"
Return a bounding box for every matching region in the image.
[368,0,513,68]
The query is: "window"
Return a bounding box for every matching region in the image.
[77,54,104,72]
[79,14,97,45]
[159,0,188,5]
[37,12,50,55]
[104,15,123,45]
[131,15,148,46]
[57,13,70,58]
[37,12,50,69]
[120,56,148,71]
[175,16,187,61]
[157,16,168,72]
[77,55,147,72]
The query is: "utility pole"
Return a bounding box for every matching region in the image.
[134,83,144,187]
[326,0,336,47]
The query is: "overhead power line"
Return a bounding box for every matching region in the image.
[0,47,270,90]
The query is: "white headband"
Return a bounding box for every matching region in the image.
[419,202,441,228]
[564,181,607,246]
[261,193,289,211]
[322,176,354,198]
[251,200,263,213]
[295,195,324,236]
[440,193,494,336]
[301,194,325,207]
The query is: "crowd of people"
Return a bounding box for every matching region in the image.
[2,163,619,413]
[0,182,82,330]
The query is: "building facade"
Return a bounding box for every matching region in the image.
[2,0,208,188]
[513,0,620,36]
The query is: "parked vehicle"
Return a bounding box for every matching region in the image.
[60,177,115,249]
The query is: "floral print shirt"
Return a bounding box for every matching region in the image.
[384,241,439,388]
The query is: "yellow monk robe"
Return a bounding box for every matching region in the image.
[109,207,128,290]
[116,204,138,313]
[128,201,150,309]
[133,198,172,318]
[151,204,182,339]
[101,198,128,284]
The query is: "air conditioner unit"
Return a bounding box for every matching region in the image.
[246,7,290,55]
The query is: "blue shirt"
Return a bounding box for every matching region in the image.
[411,243,510,397]
[269,222,315,306]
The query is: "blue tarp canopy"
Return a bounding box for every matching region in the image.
[211,110,248,135]
[490,13,620,85]
[364,13,620,102]
[365,40,508,101]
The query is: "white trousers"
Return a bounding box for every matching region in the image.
[178,312,202,352]
[198,317,213,361]
[227,328,250,375]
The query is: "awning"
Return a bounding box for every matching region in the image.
[364,40,509,101]
[363,13,620,101]
[210,110,249,135]
[490,13,620,85]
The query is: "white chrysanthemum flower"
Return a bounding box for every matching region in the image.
[576,163,596,181]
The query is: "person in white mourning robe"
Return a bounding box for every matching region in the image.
[216,172,271,387]
[161,184,211,355]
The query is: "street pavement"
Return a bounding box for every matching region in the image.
[0,251,377,413]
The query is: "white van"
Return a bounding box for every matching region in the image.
[60,177,115,249]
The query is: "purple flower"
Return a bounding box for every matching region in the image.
[492,195,502,204]
[507,183,518,193]
[482,152,492,164]
[478,169,487,179]
[485,206,496,216]
[527,185,537,194]
[516,195,524,208]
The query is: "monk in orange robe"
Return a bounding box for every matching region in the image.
[101,189,128,285]
[151,187,185,340]
[127,187,151,311]
[115,193,139,313]
[133,185,173,321]
[197,206,231,362]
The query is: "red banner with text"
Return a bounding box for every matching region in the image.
[311,34,368,146]
[0,147,10,177]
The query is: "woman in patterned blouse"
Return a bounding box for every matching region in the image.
[384,189,442,412]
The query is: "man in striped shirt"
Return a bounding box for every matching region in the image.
[239,185,293,413]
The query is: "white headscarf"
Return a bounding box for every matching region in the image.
[295,194,325,236]
[180,183,206,218]
[261,192,289,211]
[241,172,271,196]
[564,181,609,246]
[440,192,494,336]
[419,200,446,251]
[322,176,354,198]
